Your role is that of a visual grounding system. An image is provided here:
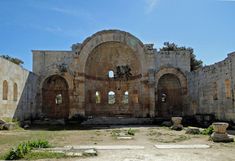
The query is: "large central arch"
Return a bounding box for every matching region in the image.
[77,30,146,117]
[84,41,142,116]
[78,30,146,73]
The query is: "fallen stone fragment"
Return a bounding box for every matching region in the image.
[65,151,83,157]
[117,136,133,140]
[3,122,16,130]
[161,121,172,127]
[83,148,97,156]
[185,127,200,134]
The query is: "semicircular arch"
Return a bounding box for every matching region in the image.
[78,30,146,74]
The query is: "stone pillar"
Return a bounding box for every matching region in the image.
[211,122,234,142]
[171,117,183,130]
[75,75,85,116]
[148,69,155,117]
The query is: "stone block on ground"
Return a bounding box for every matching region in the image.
[3,122,17,130]
[185,127,200,134]
[171,117,183,131]
[171,125,183,131]
[65,145,145,150]
[117,136,133,140]
[65,151,83,157]
[210,122,234,142]
[211,132,234,142]
[23,124,30,129]
[83,149,97,156]
[155,144,210,149]
[0,119,6,124]
[161,121,172,127]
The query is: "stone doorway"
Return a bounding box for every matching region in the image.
[156,74,183,117]
[42,75,69,119]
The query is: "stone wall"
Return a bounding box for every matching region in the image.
[0,57,38,121]
[32,50,74,77]
[156,51,191,73]
[29,30,235,122]
[188,52,235,121]
[32,30,156,118]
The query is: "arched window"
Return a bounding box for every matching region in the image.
[55,94,63,105]
[3,80,8,100]
[108,70,114,78]
[122,91,129,104]
[96,91,101,104]
[108,91,115,104]
[13,83,18,101]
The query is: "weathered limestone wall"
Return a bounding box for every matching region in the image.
[32,30,158,118]
[32,50,76,118]
[30,30,235,122]
[188,52,235,121]
[0,57,38,121]
[84,41,143,117]
[156,51,191,73]
[32,50,74,76]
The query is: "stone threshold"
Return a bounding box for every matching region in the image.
[64,145,145,150]
[155,144,210,149]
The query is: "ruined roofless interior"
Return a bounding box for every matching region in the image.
[0,29,235,123]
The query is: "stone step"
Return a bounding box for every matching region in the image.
[81,117,153,125]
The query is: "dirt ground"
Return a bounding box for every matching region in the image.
[0,125,235,161]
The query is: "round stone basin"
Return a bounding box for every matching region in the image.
[212,122,229,134]
[171,117,182,125]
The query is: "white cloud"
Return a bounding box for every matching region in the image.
[145,0,158,14]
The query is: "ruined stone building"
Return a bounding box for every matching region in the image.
[0,30,235,122]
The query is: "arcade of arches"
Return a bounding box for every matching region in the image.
[41,46,187,119]
[1,30,235,123]
[38,30,189,119]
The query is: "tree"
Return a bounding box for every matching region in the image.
[0,55,24,66]
[160,42,203,71]
[190,53,203,71]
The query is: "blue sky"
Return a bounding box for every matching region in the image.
[0,0,234,70]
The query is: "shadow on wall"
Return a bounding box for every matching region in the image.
[13,72,39,121]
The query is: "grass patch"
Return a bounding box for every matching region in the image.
[127,128,135,136]
[111,128,137,138]
[2,139,51,160]
[23,151,65,160]
[200,126,214,135]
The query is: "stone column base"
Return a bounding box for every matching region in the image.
[211,132,234,142]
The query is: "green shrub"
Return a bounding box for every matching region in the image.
[4,140,50,160]
[200,125,214,135]
[127,128,135,136]
[5,143,31,160]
